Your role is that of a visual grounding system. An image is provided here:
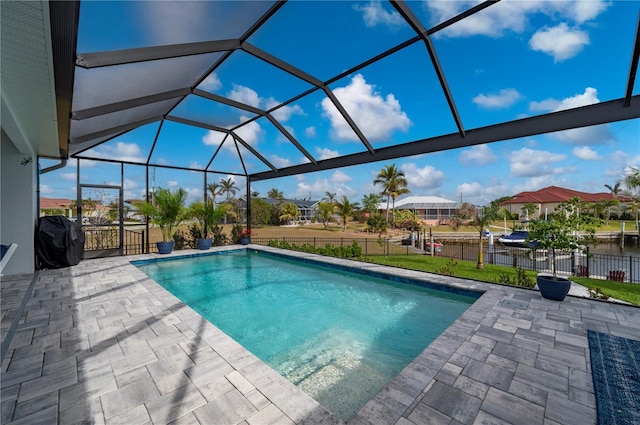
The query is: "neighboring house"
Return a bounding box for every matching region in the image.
[378,195,463,226]
[500,186,629,219]
[40,197,75,217]
[238,197,320,223]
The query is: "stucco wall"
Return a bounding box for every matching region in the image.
[1,131,37,275]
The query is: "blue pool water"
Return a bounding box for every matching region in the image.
[134,250,478,420]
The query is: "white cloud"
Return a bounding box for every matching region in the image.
[225,86,305,123]
[472,88,521,109]
[228,85,261,108]
[560,0,609,24]
[123,178,138,191]
[510,148,566,177]
[531,88,612,145]
[572,146,601,160]
[529,98,560,112]
[427,0,608,38]
[353,2,404,27]
[167,180,179,187]
[456,180,511,205]
[316,147,340,160]
[60,172,77,181]
[512,175,568,194]
[305,127,317,138]
[293,176,356,200]
[321,74,411,142]
[552,87,599,112]
[266,100,304,122]
[200,72,222,91]
[184,187,202,205]
[40,184,55,194]
[331,170,352,184]
[270,155,292,168]
[529,23,589,62]
[459,145,498,166]
[234,117,263,146]
[84,141,146,163]
[554,121,612,145]
[189,161,205,170]
[399,163,445,190]
[203,130,227,147]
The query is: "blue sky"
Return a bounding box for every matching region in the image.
[41,0,639,207]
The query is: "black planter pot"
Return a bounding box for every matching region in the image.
[240,237,250,245]
[156,241,174,254]
[536,274,572,301]
[197,238,213,250]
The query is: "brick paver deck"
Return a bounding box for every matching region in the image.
[2,245,639,424]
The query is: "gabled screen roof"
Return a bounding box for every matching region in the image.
[62,1,640,183]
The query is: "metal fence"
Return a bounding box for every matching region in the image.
[83,227,145,256]
[251,237,639,284]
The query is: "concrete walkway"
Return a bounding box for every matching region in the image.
[1,245,639,425]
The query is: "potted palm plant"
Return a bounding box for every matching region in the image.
[138,188,187,254]
[526,197,601,301]
[189,201,226,250]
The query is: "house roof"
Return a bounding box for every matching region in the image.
[379,195,461,210]
[501,186,629,205]
[40,197,73,209]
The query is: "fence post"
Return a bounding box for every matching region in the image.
[314,237,316,249]
[365,238,368,256]
[630,256,633,283]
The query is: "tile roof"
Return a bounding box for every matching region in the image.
[40,197,73,209]
[501,186,627,205]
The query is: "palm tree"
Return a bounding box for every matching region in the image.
[597,198,620,224]
[317,202,335,229]
[604,182,622,197]
[361,193,382,217]
[279,202,299,224]
[373,164,409,227]
[207,182,222,207]
[454,202,503,269]
[218,178,238,224]
[334,195,355,231]
[137,188,187,242]
[521,203,538,220]
[323,192,336,204]
[220,178,238,203]
[267,188,283,202]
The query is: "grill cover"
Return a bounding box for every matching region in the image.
[36,216,85,269]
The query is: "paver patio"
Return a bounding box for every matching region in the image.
[2,245,639,425]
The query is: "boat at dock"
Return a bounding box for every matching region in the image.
[498,231,539,248]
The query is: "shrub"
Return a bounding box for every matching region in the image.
[496,268,535,288]
[173,230,188,250]
[437,258,458,275]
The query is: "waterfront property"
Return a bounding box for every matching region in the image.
[2,2,640,424]
[2,245,640,424]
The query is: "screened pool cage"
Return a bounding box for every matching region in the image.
[39,1,640,255]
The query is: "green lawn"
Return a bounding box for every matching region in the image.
[571,277,640,305]
[363,254,640,306]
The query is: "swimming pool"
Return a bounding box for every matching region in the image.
[133,250,479,420]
